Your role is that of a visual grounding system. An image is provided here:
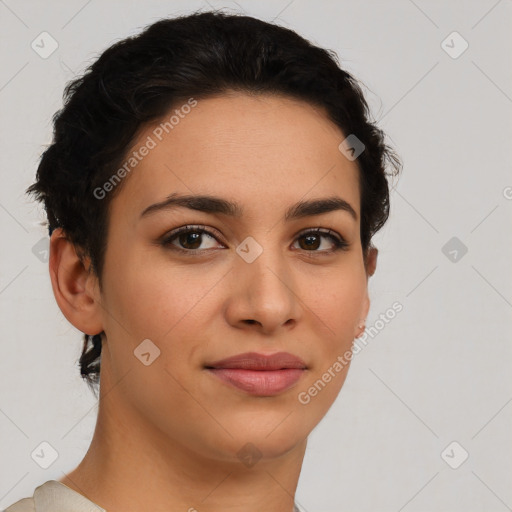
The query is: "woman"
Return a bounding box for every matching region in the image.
[6,9,401,512]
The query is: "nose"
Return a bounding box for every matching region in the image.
[224,240,302,335]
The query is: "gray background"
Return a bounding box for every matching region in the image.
[1,1,511,511]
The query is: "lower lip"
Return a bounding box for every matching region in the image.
[206,368,305,396]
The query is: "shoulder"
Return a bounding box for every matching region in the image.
[3,480,105,512]
[3,496,34,511]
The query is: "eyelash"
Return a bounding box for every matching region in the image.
[160,224,349,255]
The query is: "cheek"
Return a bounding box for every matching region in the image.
[307,267,366,336]
[100,251,227,396]
[103,247,215,339]
[99,253,212,411]
[330,281,366,333]
[293,274,366,420]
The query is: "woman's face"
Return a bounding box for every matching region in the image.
[94,92,374,464]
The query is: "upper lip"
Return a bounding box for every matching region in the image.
[205,351,307,370]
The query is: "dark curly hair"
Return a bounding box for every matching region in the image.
[26,9,402,395]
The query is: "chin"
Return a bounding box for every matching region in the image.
[200,411,311,465]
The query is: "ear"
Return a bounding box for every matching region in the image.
[354,246,378,338]
[48,228,104,336]
[364,245,378,278]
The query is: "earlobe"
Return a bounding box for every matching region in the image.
[49,228,103,336]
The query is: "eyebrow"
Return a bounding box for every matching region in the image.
[139,193,357,221]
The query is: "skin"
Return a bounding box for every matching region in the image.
[51,91,377,512]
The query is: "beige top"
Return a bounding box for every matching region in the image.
[3,480,106,512]
[4,480,303,511]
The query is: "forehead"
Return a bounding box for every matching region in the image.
[109,92,361,222]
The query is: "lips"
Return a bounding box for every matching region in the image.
[205,352,307,396]
[206,351,307,370]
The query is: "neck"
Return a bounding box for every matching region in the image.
[59,375,307,512]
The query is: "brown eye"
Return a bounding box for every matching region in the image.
[298,233,321,250]
[294,229,349,253]
[162,225,224,253]
[176,231,203,250]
